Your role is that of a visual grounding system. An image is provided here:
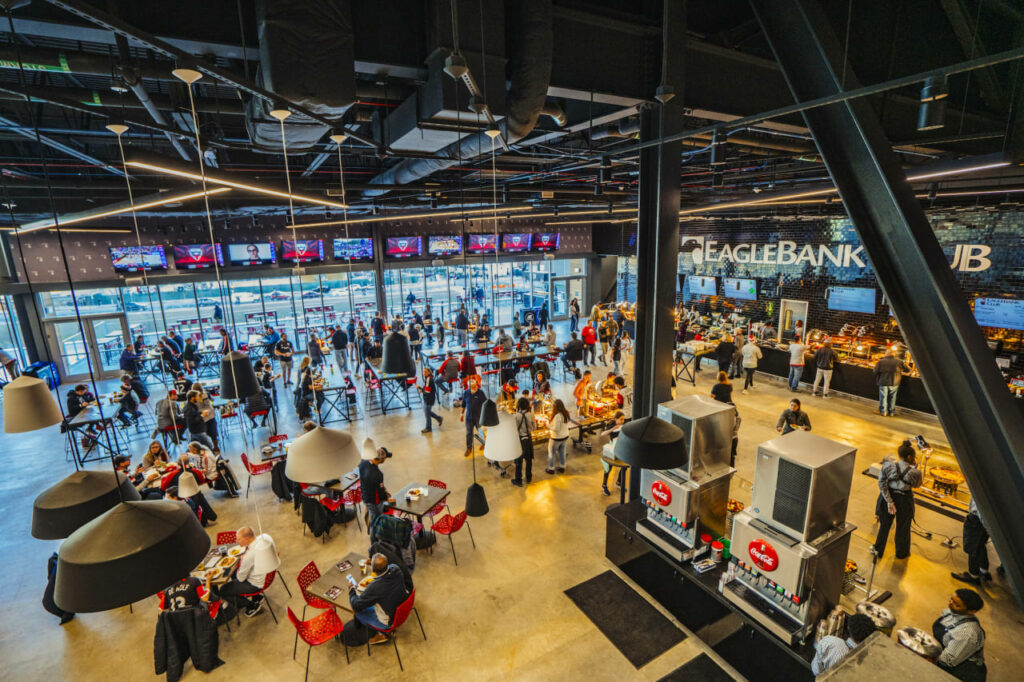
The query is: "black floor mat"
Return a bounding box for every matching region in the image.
[658,653,736,681]
[565,570,686,668]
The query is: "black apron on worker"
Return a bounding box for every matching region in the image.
[932,615,987,682]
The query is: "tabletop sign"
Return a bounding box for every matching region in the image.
[651,480,672,506]
[268,434,288,443]
[748,539,779,572]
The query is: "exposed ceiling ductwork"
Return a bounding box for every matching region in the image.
[363,0,553,196]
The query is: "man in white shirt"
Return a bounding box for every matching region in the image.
[217,526,272,617]
[812,614,876,674]
[787,336,807,391]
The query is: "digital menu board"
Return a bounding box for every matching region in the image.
[531,232,560,252]
[385,236,422,258]
[467,234,497,253]
[686,275,717,296]
[827,286,876,314]
[226,242,276,266]
[974,297,1024,331]
[427,235,462,256]
[723,277,757,301]
[172,243,223,270]
[332,237,374,261]
[281,239,324,263]
[501,233,532,253]
[110,246,167,273]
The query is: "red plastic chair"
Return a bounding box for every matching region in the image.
[288,606,347,680]
[364,589,426,672]
[342,486,363,531]
[432,510,476,566]
[294,561,337,656]
[240,452,273,497]
[424,480,451,523]
[248,409,270,428]
[216,531,237,545]
[237,570,280,624]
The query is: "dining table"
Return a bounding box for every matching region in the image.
[387,482,450,548]
[304,551,369,613]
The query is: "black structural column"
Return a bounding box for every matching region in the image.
[751,0,1024,602]
[629,1,685,500]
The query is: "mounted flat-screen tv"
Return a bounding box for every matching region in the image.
[110,246,167,273]
[531,232,560,252]
[332,237,373,262]
[827,286,876,314]
[427,235,462,256]
[686,275,717,296]
[723,277,757,301]
[385,236,422,258]
[467,234,497,253]
[974,297,1024,331]
[226,242,276,266]
[501,233,532,253]
[281,239,324,263]
[173,243,223,270]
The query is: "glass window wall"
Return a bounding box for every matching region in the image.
[0,296,28,378]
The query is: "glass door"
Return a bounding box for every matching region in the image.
[46,314,129,382]
[550,277,585,320]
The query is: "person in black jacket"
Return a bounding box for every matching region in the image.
[183,391,215,450]
[874,349,909,417]
[418,366,443,434]
[716,335,737,373]
[562,332,584,373]
[66,384,94,418]
[42,552,74,624]
[348,554,410,643]
[359,442,395,533]
[812,341,838,398]
[331,325,349,373]
[119,346,140,375]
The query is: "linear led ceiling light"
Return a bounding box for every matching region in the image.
[125,160,348,210]
[292,204,534,228]
[13,187,231,234]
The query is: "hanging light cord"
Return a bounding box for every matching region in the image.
[5,10,123,487]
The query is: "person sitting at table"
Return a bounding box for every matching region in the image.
[532,371,551,399]
[458,350,477,380]
[183,391,216,450]
[169,456,219,526]
[168,329,186,354]
[142,440,171,468]
[158,338,181,374]
[65,384,95,418]
[348,553,410,644]
[244,388,274,428]
[562,332,584,374]
[123,373,149,404]
[302,420,317,433]
[114,382,142,428]
[153,389,184,440]
[189,440,240,498]
[133,335,146,355]
[119,345,141,375]
[496,327,514,353]
[165,485,202,523]
[159,573,212,612]
[473,323,491,344]
[545,324,557,350]
[173,371,193,396]
[811,613,876,675]
[360,443,395,535]
[365,339,383,364]
[438,351,459,393]
[116,455,164,499]
[216,526,270,617]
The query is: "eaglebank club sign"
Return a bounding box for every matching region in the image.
[680,235,993,272]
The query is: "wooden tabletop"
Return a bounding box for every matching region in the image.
[69,405,113,426]
[326,468,361,493]
[191,544,240,585]
[305,551,367,612]
[389,482,449,518]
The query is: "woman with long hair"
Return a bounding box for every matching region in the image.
[711,371,733,404]
[142,440,170,469]
[546,399,573,475]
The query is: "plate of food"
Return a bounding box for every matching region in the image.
[407,487,426,497]
[203,567,223,580]
[218,556,236,568]
[227,546,245,557]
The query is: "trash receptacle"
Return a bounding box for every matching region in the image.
[23,361,59,389]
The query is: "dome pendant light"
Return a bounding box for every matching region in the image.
[285,426,360,483]
[54,500,210,613]
[613,415,687,470]
[4,375,63,433]
[219,350,260,399]
[32,470,140,540]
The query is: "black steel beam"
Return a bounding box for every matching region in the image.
[750,0,1024,604]
[938,0,1004,113]
[629,0,684,501]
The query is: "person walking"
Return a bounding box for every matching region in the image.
[741,336,762,393]
[418,367,443,434]
[716,334,737,374]
[460,376,488,458]
[812,340,838,398]
[511,397,536,487]
[455,307,470,347]
[275,332,295,386]
[952,499,992,586]
[581,321,597,366]
[330,324,349,374]
[776,398,811,434]
[872,440,923,559]
[546,399,573,475]
[874,348,909,417]
[787,335,807,391]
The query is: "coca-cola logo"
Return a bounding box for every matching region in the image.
[748,539,779,571]
[651,480,671,506]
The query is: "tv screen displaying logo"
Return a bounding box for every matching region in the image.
[332,238,374,261]
[427,235,462,256]
[173,243,223,270]
[226,242,276,266]
[281,239,324,263]
[501,233,532,253]
[467,234,497,253]
[110,246,167,273]
[385,236,422,258]
[531,232,560,252]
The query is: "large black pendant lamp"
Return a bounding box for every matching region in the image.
[381,331,416,376]
[32,470,140,540]
[54,500,210,613]
[220,350,260,399]
[480,398,500,427]
[613,415,687,470]
[466,398,499,517]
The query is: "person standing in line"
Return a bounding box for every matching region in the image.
[346,317,357,363]
[546,399,573,475]
[932,589,988,681]
[874,348,909,417]
[741,335,762,394]
[371,311,386,344]
[275,332,294,386]
[729,333,745,379]
[331,324,349,374]
[569,298,580,332]
[776,398,811,434]
[611,336,623,375]
[459,376,488,458]
[455,307,470,347]
[581,320,597,366]
[812,340,838,398]
[538,302,549,329]
[872,440,923,559]
[418,366,443,434]
[716,334,736,374]
[511,397,536,487]
[787,335,807,391]
[952,499,992,586]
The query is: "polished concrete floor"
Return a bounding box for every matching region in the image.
[1,343,1023,681]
